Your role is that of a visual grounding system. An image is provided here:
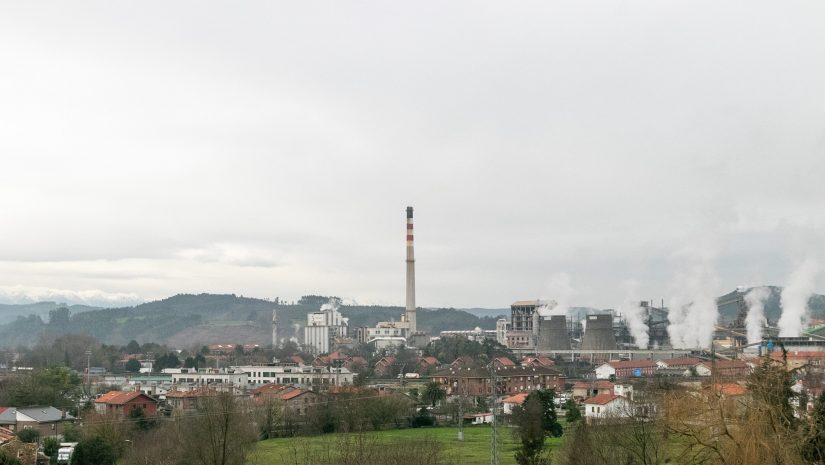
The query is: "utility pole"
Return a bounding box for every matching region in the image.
[490,363,498,465]
[85,349,92,396]
[457,370,464,441]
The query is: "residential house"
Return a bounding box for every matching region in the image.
[373,357,397,378]
[450,356,475,370]
[595,360,658,379]
[492,357,515,369]
[432,365,565,397]
[463,413,493,425]
[165,388,220,412]
[769,351,825,372]
[0,407,75,436]
[94,391,159,417]
[583,394,633,423]
[251,384,318,416]
[521,356,555,368]
[572,381,614,399]
[501,392,529,414]
[417,356,440,375]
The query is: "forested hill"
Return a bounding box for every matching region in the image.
[0,302,100,325]
[716,286,825,324]
[0,293,499,348]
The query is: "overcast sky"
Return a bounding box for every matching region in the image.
[2,1,825,309]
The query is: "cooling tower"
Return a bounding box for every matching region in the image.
[537,315,571,350]
[581,314,617,350]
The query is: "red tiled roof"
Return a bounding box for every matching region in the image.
[95,391,149,405]
[420,356,439,366]
[280,389,307,401]
[251,384,291,396]
[502,393,529,404]
[583,394,620,405]
[660,357,702,367]
[495,357,515,366]
[709,383,748,396]
[0,426,15,445]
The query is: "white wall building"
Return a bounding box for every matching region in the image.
[583,394,633,422]
[496,319,511,346]
[594,363,616,380]
[170,368,249,388]
[304,306,348,355]
[232,363,353,387]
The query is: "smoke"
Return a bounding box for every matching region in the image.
[619,299,649,349]
[538,273,576,317]
[320,300,340,312]
[292,323,301,337]
[744,286,770,344]
[667,249,720,349]
[618,281,649,349]
[778,258,819,337]
[536,300,562,317]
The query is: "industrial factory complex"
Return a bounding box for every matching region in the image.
[278,206,825,365]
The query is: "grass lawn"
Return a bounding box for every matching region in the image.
[251,425,565,465]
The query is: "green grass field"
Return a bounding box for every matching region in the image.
[250,425,565,465]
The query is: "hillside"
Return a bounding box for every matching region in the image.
[716,286,825,324]
[0,294,499,348]
[0,302,100,325]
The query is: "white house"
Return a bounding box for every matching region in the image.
[463,413,493,425]
[501,393,528,414]
[594,363,615,380]
[613,384,634,400]
[583,394,633,423]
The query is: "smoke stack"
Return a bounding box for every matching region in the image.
[271,308,278,348]
[581,314,617,350]
[405,206,416,334]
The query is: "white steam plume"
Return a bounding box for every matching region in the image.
[667,250,720,349]
[538,273,575,317]
[779,259,819,337]
[619,299,649,349]
[744,286,770,344]
[619,281,649,349]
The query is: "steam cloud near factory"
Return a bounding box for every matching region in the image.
[778,258,820,337]
[744,286,770,344]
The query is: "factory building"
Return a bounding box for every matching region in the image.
[303,305,348,355]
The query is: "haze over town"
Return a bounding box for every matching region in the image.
[3,1,825,310]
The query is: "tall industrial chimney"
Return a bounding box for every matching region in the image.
[406,206,417,334]
[271,308,278,348]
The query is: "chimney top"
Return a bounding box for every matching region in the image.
[406,206,413,219]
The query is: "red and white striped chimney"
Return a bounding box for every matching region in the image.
[405,206,416,334]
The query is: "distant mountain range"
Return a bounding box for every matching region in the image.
[0,294,501,348]
[2,287,824,349]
